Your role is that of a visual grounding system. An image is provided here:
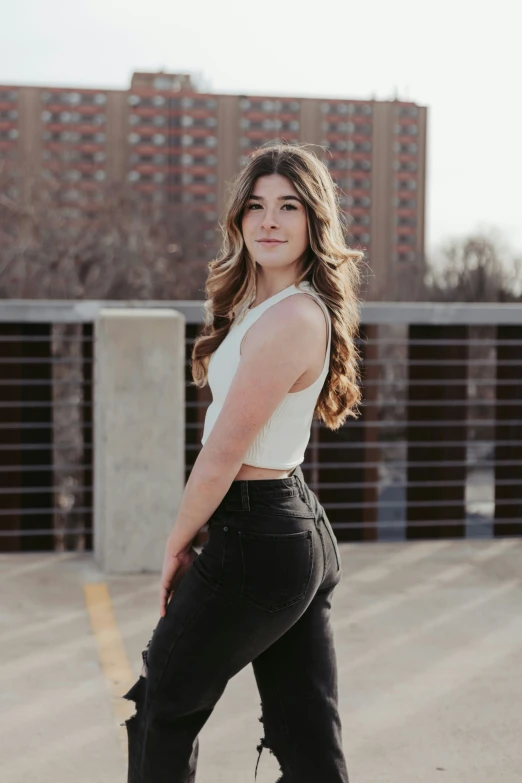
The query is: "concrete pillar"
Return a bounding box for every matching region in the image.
[94,309,185,573]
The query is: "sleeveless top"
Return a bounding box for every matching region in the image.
[201,279,332,469]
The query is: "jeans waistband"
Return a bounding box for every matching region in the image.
[221,464,307,507]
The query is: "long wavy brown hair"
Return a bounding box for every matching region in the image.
[192,142,365,430]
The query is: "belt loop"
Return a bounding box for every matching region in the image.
[293,465,306,500]
[241,480,250,511]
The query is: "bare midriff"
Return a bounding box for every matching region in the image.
[233,464,296,480]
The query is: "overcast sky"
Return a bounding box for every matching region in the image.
[2,0,521,259]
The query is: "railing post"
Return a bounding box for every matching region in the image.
[94,309,186,573]
[0,323,54,552]
[494,325,522,536]
[317,323,379,542]
[406,325,468,539]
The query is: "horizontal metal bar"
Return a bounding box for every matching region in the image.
[0,444,92,452]
[1,480,521,496]
[0,380,93,387]
[192,398,522,411]
[185,358,522,370]
[187,432,522,448]
[0,486,92,495]
[189,420,522,440]
[0,464,90,472]
[0,337,93,343]
[308,459,522,468]
[0,507,91,516]
[3,399,518,410]
[330,519,521,530]
[5,439,522,452]
[2,299,522,325]
[0,358,92,365]
[321,498,521,510]
[0,423,92,430]
[186,455,522,469]
[362,359,522,367]
[0,402,91,408]
[362,379,522,387]
[321,439,522,448]
[359,400,522,407]
[355,338,522,346]
[306,478,521,490]
[0,528,92,537]
[299,459,521,469]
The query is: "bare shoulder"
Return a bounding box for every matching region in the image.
[244,292,327,347]
[201,292,327,463]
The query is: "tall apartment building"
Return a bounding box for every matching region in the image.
[0,72,427,299]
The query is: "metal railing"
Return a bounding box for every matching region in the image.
[1,299,521,550]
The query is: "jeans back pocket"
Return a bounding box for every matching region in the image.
[238,529,313,612]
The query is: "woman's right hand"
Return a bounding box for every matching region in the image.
[159,543,199,618]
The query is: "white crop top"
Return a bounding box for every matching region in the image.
[200,279,332,469]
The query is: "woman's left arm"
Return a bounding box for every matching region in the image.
[159,296,322,616]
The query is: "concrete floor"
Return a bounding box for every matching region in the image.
[1,538,521,783]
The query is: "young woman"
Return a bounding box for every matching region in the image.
[124,143,364,782]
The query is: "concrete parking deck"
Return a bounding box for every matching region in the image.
[1,538,521,783]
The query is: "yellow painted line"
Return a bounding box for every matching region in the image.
[83,582,136,753]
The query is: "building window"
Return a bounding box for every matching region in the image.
[62,92,81,105]
[62,170,81,182]
[0,89,18,101]
[281,120,300,131]
[354,122,372,135]
[397,142,418,154]
[398,251,416,262]
[398,106,419,119]
[348,160,372,172]
[395,123,418,136]
[397,179,417,191]
[280,101,300,112]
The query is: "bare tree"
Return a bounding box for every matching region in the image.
[0,163,216,300]
[424,229,522,303]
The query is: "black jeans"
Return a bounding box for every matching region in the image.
[123,464,349,782]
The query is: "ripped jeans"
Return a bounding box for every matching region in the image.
[123,463,349,783]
